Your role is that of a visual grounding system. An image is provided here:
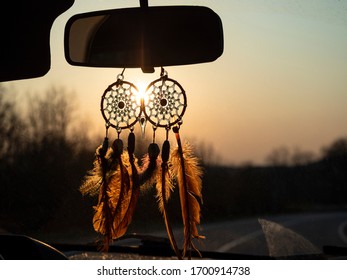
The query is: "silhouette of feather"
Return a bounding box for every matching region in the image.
[91,135,163,251]
[171,129,204,258]
[80,140,115,197]
[90,138,134,250]
[155,140,181,259]
[92,165,120,251]
[136,154,155,191]
[155,161,174,213]
[138,143,160,190]
[111,132,141,238]
[82,138,120,251]
[105,151,135,239]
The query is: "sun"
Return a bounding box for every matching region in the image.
[135,80,149,106]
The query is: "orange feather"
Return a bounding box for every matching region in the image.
[170,138,204,258]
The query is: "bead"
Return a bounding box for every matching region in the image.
[148,143,160,159]
[128,132,135,154]
[161,140,170,163]
[112,138,123,157]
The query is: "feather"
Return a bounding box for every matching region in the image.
[80,139,111,197]
[155,140,181,259]
[92,176,119,251]
[171,128,204,258]
[138,143,160,189]
[138,154,158,191]
[79,139,114,236]
[106,151,137,239]
[90,138,135,251]
[85,138,120,251]
[155,161,174,213]
[112,132,141,237]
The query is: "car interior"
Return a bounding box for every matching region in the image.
[1,0,347,261]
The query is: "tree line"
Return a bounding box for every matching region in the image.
[0,86,93,234]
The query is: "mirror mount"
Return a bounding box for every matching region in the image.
[140,0,158,73]
[139,0,154,73]
[140,0,149,9]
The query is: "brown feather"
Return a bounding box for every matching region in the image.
[112,136,142,238]
[138,154,157,191]
[138,142,160,190]
[86,139,135,251]
[109,152,139,239]
[154,157,182,258]
[80,145,112,197]
[155,162,174,213]
[105,142,160,242]
[89,145,120,251]
[170,141,204,258]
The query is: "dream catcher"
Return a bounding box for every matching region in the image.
[80,68,204,259]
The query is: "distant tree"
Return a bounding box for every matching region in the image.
[322,138,347,160]
[265,146,316,166]
[26,86,75,145]
[0,85,94,233]
[188,138,223,166]
[290,147,315,166]
[0,85,25,162]
[265,146,290,166]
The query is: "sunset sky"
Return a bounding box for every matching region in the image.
[4,0,347,165]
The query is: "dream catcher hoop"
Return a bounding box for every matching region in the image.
[100,72,141,131]
[143,69,187,128]
[80,68,203,259]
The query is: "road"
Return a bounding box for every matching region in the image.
[166,212,347,257]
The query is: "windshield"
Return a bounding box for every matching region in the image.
[1,0,347,262]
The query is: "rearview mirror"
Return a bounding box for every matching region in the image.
[64,6,223,72]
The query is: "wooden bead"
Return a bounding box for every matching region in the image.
[128,132,135,154]
[112,138,123,157]
[148,143,160,159]
[161,140,170,163]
